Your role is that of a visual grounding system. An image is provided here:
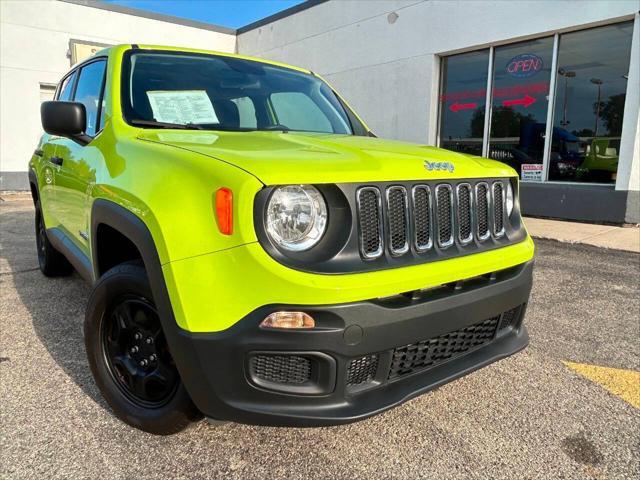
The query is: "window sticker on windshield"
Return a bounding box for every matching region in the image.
[146,90,219,124]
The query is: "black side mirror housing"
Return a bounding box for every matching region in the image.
[41,101,91,145]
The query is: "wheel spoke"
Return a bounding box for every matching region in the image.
[114,302,135,329]
[112,354,138,378]
[140,363,175,400]
[106,311,128,346]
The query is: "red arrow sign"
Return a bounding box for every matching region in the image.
[502,94,536,108]
[449,102,477,112]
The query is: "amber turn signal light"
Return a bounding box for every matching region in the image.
[260,311,315,329]
[215,187,233,235]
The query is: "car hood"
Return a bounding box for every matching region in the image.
[138,130,515,185]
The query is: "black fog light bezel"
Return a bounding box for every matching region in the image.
[245,351,337,395]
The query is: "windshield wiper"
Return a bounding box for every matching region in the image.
[258,124,290,132]
[130,119,205,130]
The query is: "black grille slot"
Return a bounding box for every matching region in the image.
[388,316,500,379]
[499,305,522,331]
[250,354,311,385]
[357,188,383,258]
[493,182,504,236]
[412,186,432,250]
[436,185,453,247]
[387,187,408,254]
[457,184,472,243]
[476,183,490,240]
[346,354,379,387]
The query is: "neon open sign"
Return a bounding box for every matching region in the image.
[506,54,543,78]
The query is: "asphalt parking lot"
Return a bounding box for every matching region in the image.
[1,193,638,479]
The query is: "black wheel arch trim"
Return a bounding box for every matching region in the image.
[28,168,39,205]
[89,199,209,412]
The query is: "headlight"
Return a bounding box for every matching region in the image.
[506,181,515,217]
[266,185,327,251]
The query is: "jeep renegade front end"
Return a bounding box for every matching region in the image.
[30,45,534,434]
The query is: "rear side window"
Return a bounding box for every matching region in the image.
[57,73,76,101]
[73,60,107,136]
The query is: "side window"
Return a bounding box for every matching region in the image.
[270,92,332,132]
[231,97,257,128]
[73,60,107,136]
[57,72,76,101]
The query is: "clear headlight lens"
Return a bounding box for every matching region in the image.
[266,185,327,251]
[506,181,515,217]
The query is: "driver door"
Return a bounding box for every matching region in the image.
[49,58,107,252]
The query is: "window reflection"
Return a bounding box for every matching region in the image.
[550,22,633,183]
[488,37,554,177]
[438,50,489,156]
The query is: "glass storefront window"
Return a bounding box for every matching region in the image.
[488,37,554,176]
[438,50,489,156]
[549,22,634,183]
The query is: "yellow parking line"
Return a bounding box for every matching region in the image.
[564,361,640,409]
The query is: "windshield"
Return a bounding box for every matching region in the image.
[121,51,367,135]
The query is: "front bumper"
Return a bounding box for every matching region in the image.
[168,259,533,426]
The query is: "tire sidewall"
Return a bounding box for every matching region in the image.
[85,263,198,434]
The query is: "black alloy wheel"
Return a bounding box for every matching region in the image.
[102,295,179,407]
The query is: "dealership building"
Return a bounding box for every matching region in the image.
[1,0,638,223]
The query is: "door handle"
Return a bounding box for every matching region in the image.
[50,156,63,166]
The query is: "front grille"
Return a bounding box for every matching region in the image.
[387,187,409,255]
[493,182,504,236]
[476,183,490,240]
[249,354,311,385]
[412,186,432,250]
[436,185,454,247]
[356,179,509,259]
[357,187,383,259]
[388,316,500,380]
[346,354,379,386]
[456,184,473,243]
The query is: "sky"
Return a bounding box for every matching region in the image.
[102,0,305,29]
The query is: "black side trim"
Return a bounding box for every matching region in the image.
[46,228,93,283]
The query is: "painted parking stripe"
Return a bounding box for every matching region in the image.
[564,361,640,409]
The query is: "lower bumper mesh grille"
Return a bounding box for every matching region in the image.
[388,316,500,380]
[250,354,311,385]
[346,354,379,386]
[499,305,523,331]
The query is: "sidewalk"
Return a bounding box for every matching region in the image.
[524,217,640,253]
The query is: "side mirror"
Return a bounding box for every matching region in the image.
[41,101,91,145]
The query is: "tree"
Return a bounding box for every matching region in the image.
[595,94,625,136]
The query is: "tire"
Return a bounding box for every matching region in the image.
[34,201,73,277]
[85,261,201,435]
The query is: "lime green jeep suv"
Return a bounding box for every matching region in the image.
[30,45,534,434]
